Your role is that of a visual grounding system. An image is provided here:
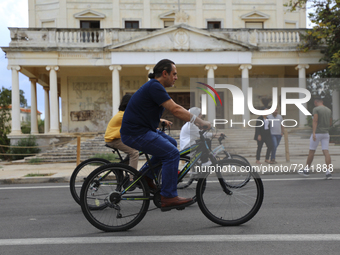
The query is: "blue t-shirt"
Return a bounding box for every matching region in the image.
[120,79,171,136]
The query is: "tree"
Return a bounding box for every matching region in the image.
[0,87,12,159]
[0,87,27,108]
[0,87,28,159]
[10,135,41,160]
[286,0,340,85]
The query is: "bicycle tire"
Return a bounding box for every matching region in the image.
[225,154,251,166]
[196,159,263,226]
[70,158,110,205]
[223,154,252,188]
[80,163,150,232]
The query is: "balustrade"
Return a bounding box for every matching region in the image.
[8,28,306,48]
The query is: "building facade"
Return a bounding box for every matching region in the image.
[2,0,339,141]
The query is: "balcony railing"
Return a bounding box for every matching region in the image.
[56,30,104,44]
[7,28,306,49]
[257,30,300,43]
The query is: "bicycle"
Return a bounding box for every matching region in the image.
[70,126,252,206]
[69,145,136,205]
[69,123,173,205]
[79,128,264,232]
[160,132,253,201]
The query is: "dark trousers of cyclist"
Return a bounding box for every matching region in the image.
[121,129,179,198]
[256,137,273,161]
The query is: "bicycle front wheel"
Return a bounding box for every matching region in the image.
[196,159,263,226]
[80,163,150,232]
[70,158,110,205]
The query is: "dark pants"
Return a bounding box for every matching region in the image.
[256,136,273,161]
[121,129,179,198]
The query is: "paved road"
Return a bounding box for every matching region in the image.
[0,174,339,255]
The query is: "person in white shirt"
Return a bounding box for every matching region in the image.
[267,108,284,164]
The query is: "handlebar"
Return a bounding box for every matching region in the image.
[161,121,169,133]
[218,133,227,144]
[199,128,209,140]
[198,128,226,145]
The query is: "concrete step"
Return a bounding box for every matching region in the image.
[24,129,340,162]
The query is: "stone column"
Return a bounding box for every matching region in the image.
[8,65,22,135]
[205,65,217,123]
[295,64,309,127]
[44,88,50,134]
[239,64,252,123]
[29,78,39,134]
[145,65,154,80]
[46,66,60,134]
[332,90,340,121]
[109,65,122,116]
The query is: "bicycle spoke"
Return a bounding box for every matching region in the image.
[80,163,150,232]
[70,158,110,205]
[197,159,264,226]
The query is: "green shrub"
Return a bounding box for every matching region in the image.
[0,136,10,160]
[38,119,44,133]
[305,116,313,128]
[90,153,118,162]
[21,120,45,134]
[10,135,41,160]
[21,123,31,134]
[28,158,43,164]
[330,119,340,144]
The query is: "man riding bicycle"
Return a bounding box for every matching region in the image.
[121,59,211,211]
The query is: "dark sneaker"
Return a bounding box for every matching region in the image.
[325,173,333,180]
[298,169,309,177]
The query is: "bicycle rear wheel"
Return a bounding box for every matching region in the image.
[80,163,150,232]
[196,159,263,226]
[225,154,251,166]
[70,158,110,205]
[223,154,252,188]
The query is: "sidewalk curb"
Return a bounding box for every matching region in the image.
[0,177,68,185]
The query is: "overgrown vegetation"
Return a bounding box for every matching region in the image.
[286,0,340,82]
[0,87,28,160]
[0,87,12,160]
[21,119,45,134]
[28,158,43,164]
[10,135,41,160]
[329,119,340,144]
[24,172,55,177]
[90,153,118,162]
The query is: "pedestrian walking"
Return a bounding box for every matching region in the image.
[299,96,333,179]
